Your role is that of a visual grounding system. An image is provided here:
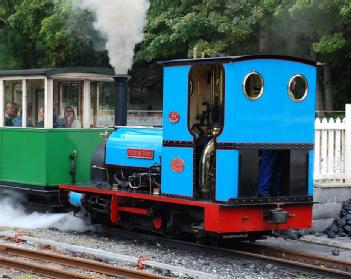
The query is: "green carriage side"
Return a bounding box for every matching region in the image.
[0,68,115,207]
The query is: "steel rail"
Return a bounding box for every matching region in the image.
[170,239,351,278]
[161,240,351,278]
[108,228,351,278]
[0,243,168,279]
[242,243,351,272]
[216,244,351,278]
[0,256,92,279]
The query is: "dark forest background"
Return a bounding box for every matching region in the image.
[0,0,350,111]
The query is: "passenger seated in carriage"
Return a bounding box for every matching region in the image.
[55,106,81,128]
[37,107,44,128]
[4,103,16,127]
[13,103,33,127]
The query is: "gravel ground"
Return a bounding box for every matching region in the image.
[0,267,39,279]
[0,226,328,279]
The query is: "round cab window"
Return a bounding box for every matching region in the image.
[288,74,308,102]
[243,72,264,100]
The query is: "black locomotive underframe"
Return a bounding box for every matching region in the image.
[61,189,204,235]
[0,181,61,209]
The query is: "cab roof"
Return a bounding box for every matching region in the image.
[160,55,317,67]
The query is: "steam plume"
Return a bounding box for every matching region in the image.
[0,191,95,232]
[75,0,150,74]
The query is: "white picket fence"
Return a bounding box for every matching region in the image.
[314,104,351,184]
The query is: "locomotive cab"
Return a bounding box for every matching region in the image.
[188,64,224,199]
[162,56,315,204]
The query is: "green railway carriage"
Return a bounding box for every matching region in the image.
[0,68,116,207]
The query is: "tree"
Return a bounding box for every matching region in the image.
[0,0,108,68]
[0,0,22,68]
[269,0,350,110]
[136,0,351,110]
[312,1,351,110]
[0,0,350,109]
[135,0,270,61]
[39,0,109,67]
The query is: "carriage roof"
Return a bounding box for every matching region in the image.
[0,67,115,79]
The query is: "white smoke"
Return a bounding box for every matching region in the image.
[0,192,95,232]
[74,0,150,74]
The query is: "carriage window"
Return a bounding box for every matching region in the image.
[4,80,22,127]
[90,81,114,127]
[288,74,308,102]
[243,72,264,100]
[53,81,82,128]
[27,79,45,128]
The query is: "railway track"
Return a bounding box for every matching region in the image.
[0,243,169,279]
[107,228,351,278]
[1,229,350,278]
[238,242,351,277]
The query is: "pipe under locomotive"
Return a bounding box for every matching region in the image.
[60,55,316,239]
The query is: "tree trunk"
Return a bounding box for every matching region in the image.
[324,63,333,111]
[310,49,324,113]
[316,75,325,116]
[259,26,269,53]
[0,18,7,29]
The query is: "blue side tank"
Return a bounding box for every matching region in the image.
[105,127,163,168]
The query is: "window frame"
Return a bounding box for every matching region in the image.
[242,71,264,101]
[0,77,47,128]
[0,73,115,129]
[288,74,308,102]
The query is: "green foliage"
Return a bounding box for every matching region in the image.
[39,0,108,67]
[0,0,108,69]
[6,0,54,67]
[135,0,267,61]
[313,33,347,54]
[136,0,351,108]
[137,0,350,62]
[0,0,351,107]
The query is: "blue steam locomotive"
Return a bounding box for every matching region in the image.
[60,55,316,239]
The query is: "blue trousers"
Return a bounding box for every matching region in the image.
[258,150,281,196]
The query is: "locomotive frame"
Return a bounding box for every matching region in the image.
[60,55,317,239]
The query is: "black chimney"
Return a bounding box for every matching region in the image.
[114,75,129,126]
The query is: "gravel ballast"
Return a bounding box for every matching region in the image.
[0,225,329,279]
